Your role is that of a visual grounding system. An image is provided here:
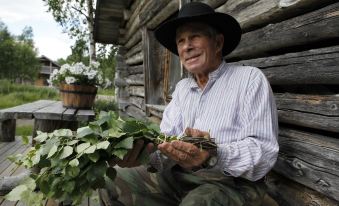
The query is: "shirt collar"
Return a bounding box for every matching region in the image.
[188,60,227,89]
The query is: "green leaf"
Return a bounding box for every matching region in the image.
[21,135,29,145]
[5,185,27,201]
[34,132,48,142]
[114,136,133,149]
[64,181,75,193]
[66,166,80,178]
[60,146,73,159]
[53,129,73,137]
[69,158,79,167]
[88,152,100,162]
[76,142,91,153]
[96,141,110,150]
[108,129,125,138]
[67,139,79,145]
[47,145,58,158]
[106,167,117,181]
[77,126,94,138]
[112,149,128,160]
[122,120,147,133]
[84,145,96,154]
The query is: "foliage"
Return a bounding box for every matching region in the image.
[16,125,34,138]
[0,21,40,81]
[0,79,58,109]
[48,61,111,88]
[93,99,118,114]
[7,111,164,205]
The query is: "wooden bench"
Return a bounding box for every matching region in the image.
[0,100,95,142]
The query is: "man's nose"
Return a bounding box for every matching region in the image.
[182,40,193,52]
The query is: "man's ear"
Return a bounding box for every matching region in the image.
[215,34,224,52]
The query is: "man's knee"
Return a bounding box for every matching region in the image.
[180,183,243,206]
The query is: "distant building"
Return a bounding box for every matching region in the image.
[35,55,60,86]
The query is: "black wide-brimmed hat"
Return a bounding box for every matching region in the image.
[154,2,242,56]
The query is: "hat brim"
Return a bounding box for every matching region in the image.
[155,12,242,56]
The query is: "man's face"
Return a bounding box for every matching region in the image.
[176,22,223,74]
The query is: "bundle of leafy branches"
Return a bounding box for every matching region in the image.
[6,111,217,205]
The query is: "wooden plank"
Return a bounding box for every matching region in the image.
[126,74,144,86]
[0,144,28,176]
[139,0,172,26]
[275,93,339,132]
[129,96,145,110]
[266,172,338,206]
[125,105,146,120]
[235,45,339,85]
[216,0,337,31]
[62,108,78,121]
[128,86,144,97]
[125,52,143,65]
[275,127,339,202]
[146,0,179,29]
[227,2,339,60]
[33,102,67,120]
[123,30,141,49]
[0,100,56,120]
[126,41,142,58]
[0,120,15,142]
[127,65,144,75]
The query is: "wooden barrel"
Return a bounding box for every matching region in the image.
[59,84,97,109]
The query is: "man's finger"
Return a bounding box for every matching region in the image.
[125,140,144,162]
[171,140,199,155]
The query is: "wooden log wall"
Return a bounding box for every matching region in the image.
[113,0,339,204]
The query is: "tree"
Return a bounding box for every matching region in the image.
[0,21,39,81]
[43,0,96,62]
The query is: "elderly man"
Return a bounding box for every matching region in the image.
[101,2,278,206]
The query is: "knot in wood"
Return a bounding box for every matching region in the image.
[292,159,302,169]
[315,179,330,188]
[330,104,337,111]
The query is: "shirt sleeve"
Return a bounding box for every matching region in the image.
[149,81,185,171]
[217,68,279,181]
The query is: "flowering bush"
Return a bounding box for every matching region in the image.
[48,62,111,88]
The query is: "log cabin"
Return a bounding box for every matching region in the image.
[35,55,60,86]
[94,0,339,205]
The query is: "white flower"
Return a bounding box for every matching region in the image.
[70,62,85,75]
[65,76,76,84]
[90,61,100,69]
[59,64,70,74]
[86,70,98,80]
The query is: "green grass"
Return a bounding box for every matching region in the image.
[16,125,34,137]
[97,88,115,96]
[0,79,59,109]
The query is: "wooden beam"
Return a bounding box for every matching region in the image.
[125,105,146,120]
[216,0,337,31]
[126,74,144,86]
[139,0,172,26]
[146,0,179,29]
[129,96,145,110]
[266,172,339,206]
[274,127,339,202]
[128,86,145,97]
[227,2,339,60]
[123,30,142,49]
[234,45,339,85]
[127,65,144,75]
[126,52,143,65]
[126,41,142,58]
[275,93,339,132]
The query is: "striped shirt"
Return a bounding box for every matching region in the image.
[152,61,279,181]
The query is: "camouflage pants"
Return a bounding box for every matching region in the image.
[99,165,267,206]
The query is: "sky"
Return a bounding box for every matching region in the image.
[0,0,73,61]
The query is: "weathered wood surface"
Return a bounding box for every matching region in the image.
[33,102,69,121]
[0,120,15,142]
[126,41,142,59]
[142,28,166,109]
[0,100,55,120]
[127,65,144,75]
[275,93,339,132]
[125,52,143,65]
[129,96,145,110]
[146,0,179,29]
[216,0,337,31]
[234,45,339,85]
[126,74,144,86]
[139,0,172,26]
[199,0,228,9]
[128,86,144,97]
[125,105,146,120]
[122,30,141,49]
[76,110,95,122]
[266,172,338,206]
[274,127,339,202]
[227,2,339,60]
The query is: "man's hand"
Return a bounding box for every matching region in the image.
[158,128,210,169]
[110,140,155,168]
